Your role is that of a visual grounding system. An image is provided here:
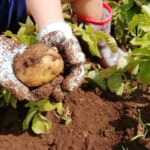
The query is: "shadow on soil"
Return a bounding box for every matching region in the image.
[0,101,34,136]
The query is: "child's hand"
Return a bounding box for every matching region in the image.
[0,36,39,101]
[38,21,86,91]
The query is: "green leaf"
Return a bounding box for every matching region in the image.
[85,69,107,90]
[116,53,130,70]
[56,102,63,115]
[84,63,92,75]
[37,99,57,112]
[121,0,134,11]
[116,83,125,96]
[138,61,150,88]
[82,32,101,57]
[17,16,35,36]
[3,16,38,45]
[65,118,72,126]
[128,10,150,33]
[3,30,17,41]
[128,14,147,35]
[63,13,71,19]
[2,89,7,95]
[71,23,117,57]
[0,100,5,108]
[97,31,117,53]
[4,91,11,105]
[70,23,83,36]
[23,107,38,131]
[114,20,125,40]
[145,123,150,127]
[82,25,101,57]
[131,32,150,48]
[107,73,124,95]
[10,95,17,109]
[116,52,140,75]
[129,63,139,75]
[17,35,38,45]
[132,48,150,56]
[62,2,72,18]
[17,23,34,37]
[24,101,38,108]
[131,134,144,141]
[26,16,34,26]
[32,113,51,134]
[142,5,150,18]
[140,21,150,32]
[99,66,118,79]
[79,98,85,102]
[71,24,100,57]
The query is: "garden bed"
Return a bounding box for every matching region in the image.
[0,85,150,150]
[1,0,150,150]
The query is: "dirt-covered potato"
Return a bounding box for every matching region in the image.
[13,43,64,87]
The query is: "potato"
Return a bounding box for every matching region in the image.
[13,43,64,87]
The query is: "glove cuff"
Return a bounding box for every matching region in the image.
[38,21,73,41]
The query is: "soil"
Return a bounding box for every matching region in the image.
[0,83,150,150]
[1,43,150,150]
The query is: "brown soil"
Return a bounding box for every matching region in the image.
[0,84,150,150]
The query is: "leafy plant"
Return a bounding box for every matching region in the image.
[121,145,128,150]
[131,109,150,141]
[62,2,73,20]
[79,98,85,102]
[56,106,72,126]
[128,5,150,89]
[123,81,137,99]
[70,23,117,57]
[83,3,150,96]
[23,99,63,134]
[106,0,150,48]
[84,64,107,91]
[3,16,38,45]
[107,0,135,46]
[0,88,17,109]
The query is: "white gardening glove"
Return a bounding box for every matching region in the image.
[99,45,124,67]
[0,35,39,101]
[38,21,86,91]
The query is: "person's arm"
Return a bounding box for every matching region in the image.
[26,0,64,29]
[71,0,103,21]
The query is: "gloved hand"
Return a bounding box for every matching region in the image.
[76,1,124,67]
[38,21,86,91]
[0,35,39,101]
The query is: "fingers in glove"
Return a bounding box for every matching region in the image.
[62,64,85,91]
[0,36,39,101]
[30,83,53,100]
[52,85,66,101]
[2,79,38,101]
[0,36,26,52]
[40,31,85,65]
[39,22,86,91]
